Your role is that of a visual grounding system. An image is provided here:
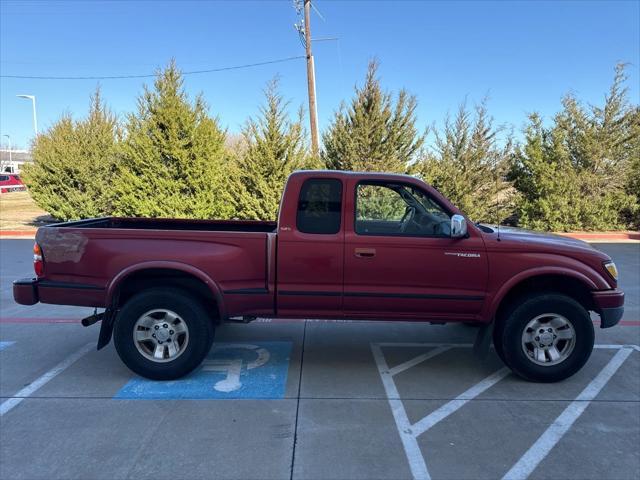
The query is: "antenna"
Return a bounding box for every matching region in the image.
[495,168,501,241]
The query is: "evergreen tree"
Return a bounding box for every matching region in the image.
[22,88,120,220]
[416,101,514,223]
[322,60,424,172]
[111,61,236,219]
[628,139,640,228]
[233,79,314,220]
[510,64,639,231]
[509,114,584,230]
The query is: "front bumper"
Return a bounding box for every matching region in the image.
[13,278,39,305]
[592,288,625,328]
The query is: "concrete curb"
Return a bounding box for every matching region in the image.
[0,230,36,239]
[558,231,640,243]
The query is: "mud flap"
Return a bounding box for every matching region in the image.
[473,322,494,359]
[97,308,116,350]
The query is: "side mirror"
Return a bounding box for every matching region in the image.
[451,214,467,238]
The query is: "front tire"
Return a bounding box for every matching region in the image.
[114,288,215,380]
[497,293,594,382]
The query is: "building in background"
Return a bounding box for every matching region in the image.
[0,149,32,174]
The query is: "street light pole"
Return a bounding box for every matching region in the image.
[3,134,11,165]
[17,95,38,136]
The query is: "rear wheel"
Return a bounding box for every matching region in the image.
[114,288,215,380]
[496,293,594,382]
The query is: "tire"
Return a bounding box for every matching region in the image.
[113,287,215,380]
[492,316,507,364]
[497,293,594,383]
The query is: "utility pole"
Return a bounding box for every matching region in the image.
[303,0,320,157]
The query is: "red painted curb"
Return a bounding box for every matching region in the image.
[0,317,79,323]
[558,231,640,241]
[0,230,36,238]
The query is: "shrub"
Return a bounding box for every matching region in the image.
[415,101,515,223]
[110,61,237,219]
[322,60,424,173]
[22,89,120,221]
[510,65,639,231]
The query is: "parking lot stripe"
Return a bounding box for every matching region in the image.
[594,344,640,352]
[371,344,450,480]
[0,317,79,324]
[388,346,450,376]
[502,347,634,480]
[0,342,93,417]
[411,367,511,437]
[377,342,640,351]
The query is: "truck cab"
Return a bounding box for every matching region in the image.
[275,171,487,321]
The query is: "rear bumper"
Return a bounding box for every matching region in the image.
[592,289,625,328]
[13,277,106,307]
[13,278,39,305]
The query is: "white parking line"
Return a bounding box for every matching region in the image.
[502,347,634,480]
[411,367,510,437]
[592,344,640,352]
[372,342,639,480]
[377,342,640,351]
[0,342,93,417]
[371,345,451,480]
[388,346,450,376]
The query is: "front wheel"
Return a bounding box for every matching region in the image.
[497,293,594,382]
[114,288,215,380]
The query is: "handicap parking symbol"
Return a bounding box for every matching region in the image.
[115,341,292,399]
[0,341,15,352]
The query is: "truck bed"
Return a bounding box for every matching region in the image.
[55,216,277,233]
[33,216,278,317]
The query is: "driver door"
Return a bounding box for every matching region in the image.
[343,179,488,321]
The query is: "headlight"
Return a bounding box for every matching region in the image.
[603,261,618,281]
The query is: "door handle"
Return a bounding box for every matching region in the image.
[354,248,376,258]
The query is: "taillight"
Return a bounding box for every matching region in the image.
[33,242,44,277]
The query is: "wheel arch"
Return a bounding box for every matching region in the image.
[107,261,226,323]
[490,268,597,324]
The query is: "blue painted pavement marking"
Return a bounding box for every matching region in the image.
[115,341,292,399]
[0,341,15,352]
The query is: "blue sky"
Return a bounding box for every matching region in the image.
[1,0,639,149]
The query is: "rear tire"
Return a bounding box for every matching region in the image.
[114,288,215,380]
[497,293,594,382]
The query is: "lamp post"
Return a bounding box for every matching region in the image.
[3,134,11,164]
[17,95,38,136]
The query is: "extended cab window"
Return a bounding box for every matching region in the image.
[296,179,343,234]
[355,182,451,236]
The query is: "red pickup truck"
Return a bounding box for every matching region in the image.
[0,173,27,193]
[14,171,624,382]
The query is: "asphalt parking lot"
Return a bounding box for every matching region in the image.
[0,240,638,480]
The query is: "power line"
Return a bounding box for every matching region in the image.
[0,55,306,80]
